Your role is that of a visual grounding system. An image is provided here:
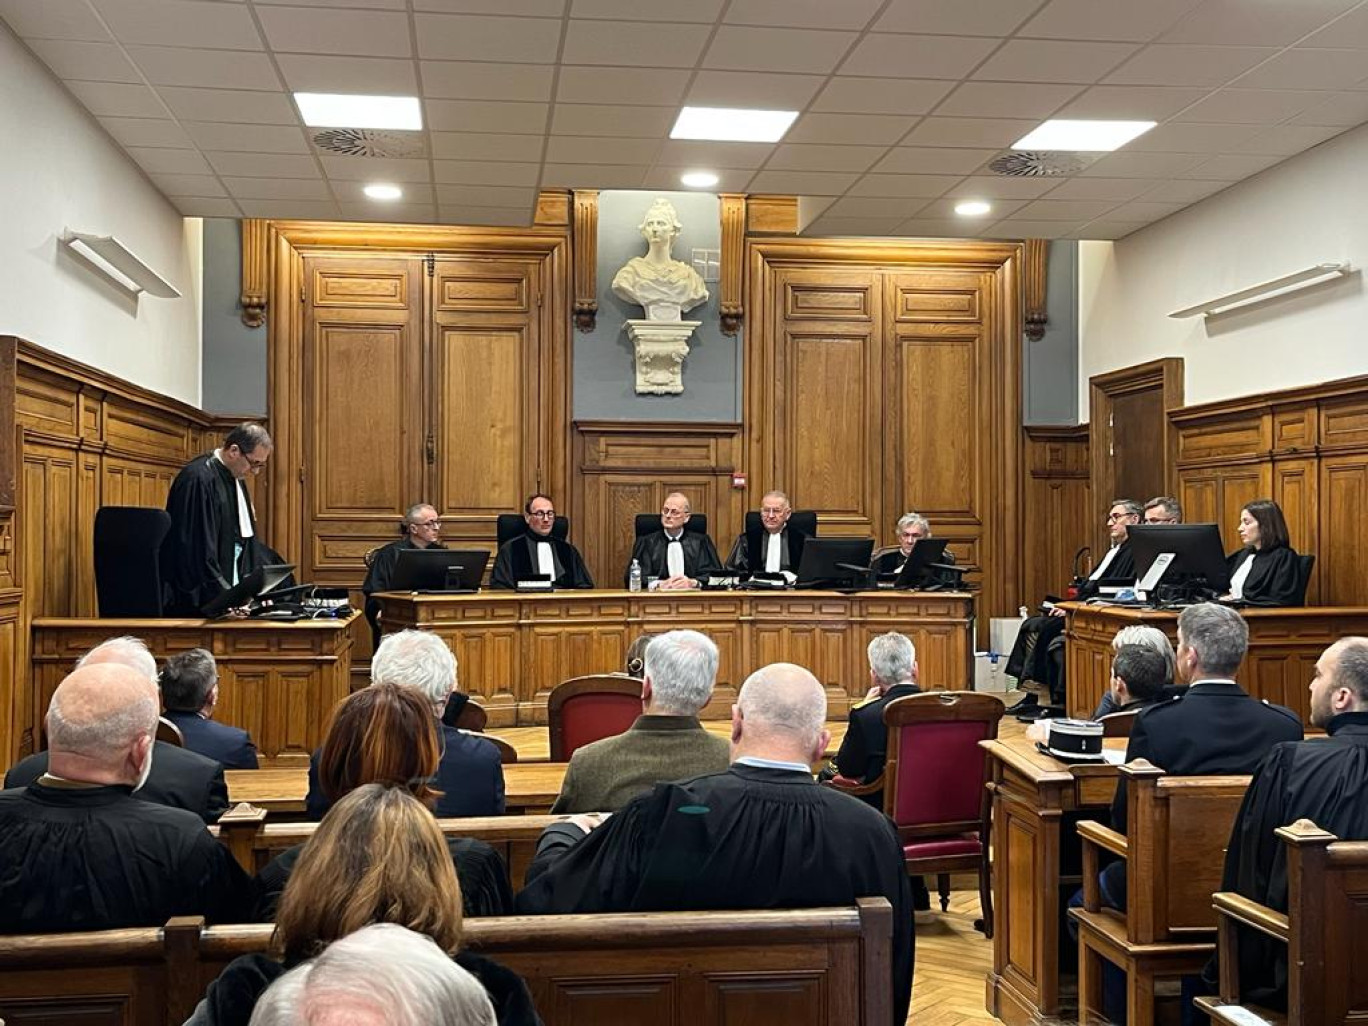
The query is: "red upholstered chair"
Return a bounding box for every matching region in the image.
[547,674,644,761]
[881,691,1004,934]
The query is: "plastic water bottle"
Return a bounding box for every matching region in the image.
[628,559,643,593]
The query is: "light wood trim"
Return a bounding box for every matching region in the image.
[1077,819,1128,858]
[533,188,571,227]
[746,195,799,235]
[239,218,268,328]
[1023,238,1048,341]
[719,193,745,335]
[1211,892,1290,941]
[572,189,598,332]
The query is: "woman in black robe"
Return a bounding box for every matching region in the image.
[188,784,539,1026]
[1223,498,1304,606]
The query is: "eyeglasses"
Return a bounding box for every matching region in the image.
[528,510,556,519]
[760,507,789,516]
[1105,512,1135,522]
[1145,515,1178,524]
[661,506,688,517]
[415,519,441,529]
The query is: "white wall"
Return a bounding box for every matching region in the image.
[1078,121,1368,420]
[0,23,201,405]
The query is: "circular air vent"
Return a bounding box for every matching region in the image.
[312,129,425,159]
[988,151,1092,177]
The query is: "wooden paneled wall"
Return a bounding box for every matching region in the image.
[572,422,746,587]
[1172,375,1368,607]
[0,336,262,766]
[1022,426,1091,606]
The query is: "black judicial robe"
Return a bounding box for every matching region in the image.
[626,530,722,585]
[163,453,257,616]
[724,525,808,574]
[0,781,252,933]
[872,547,959,586]
[5,740,230,824]
[835,681,922,805]
[1225,545,1303,606]
[361,537,444,643]
[1211,712,1368,1011]
[490,531,594,590]
[515,763,914,1026]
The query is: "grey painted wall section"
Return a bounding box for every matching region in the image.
[573,190,742,422]
[200,218,267,415]
[1022,239,1080,426]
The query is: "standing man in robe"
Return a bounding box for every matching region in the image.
[361,503,445,646]
[162,422,272,616]
[725,490,809,577]
[491,493,594,590]
[625,492,721,590]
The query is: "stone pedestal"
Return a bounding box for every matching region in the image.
[625,319,699,395]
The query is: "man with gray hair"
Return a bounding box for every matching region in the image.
[248,923,496,1026]
[551,629,730,813]
[874,511,958,586]
[724,490,811,577]
[361,501,446,646]
[0,662,251,932]
[518,661,914,1025]
[161,648,259,769]
[835,632,921,804]
[5,637,230,823]
[1143,495,1183,524]
[304,629,504,820]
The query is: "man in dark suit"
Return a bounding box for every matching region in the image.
[834,631,922,806]
[4,637,230,824]
[305,629,504,821]
[625,491,722,590]
[160,648,258,769]
[724,490,809,577]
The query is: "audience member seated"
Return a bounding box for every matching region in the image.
[5,636,229,823]
[1077,602,1303,1024]
[625,491,721,590]
[515,661,914,1025]
[1090,624,1179,719]
[260,684,511,920]
[551,630,729,813]
[249,924,498,1026]
[307,630,504,821]
[1223,498,1303,607]
[0,661,252,933]
[1142,495,1183,525]
[1196,636,1368,1014]
[1097,644,1172,720]
[1005,498,1142,719]
[724,490,809,577]
[490,492,593,590]
[190,785,535,1026]
[872,511,958,586]
[361,502,446,647]
[620,633,656,678]
[160,648,259,769]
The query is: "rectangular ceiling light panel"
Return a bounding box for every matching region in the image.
[294,93,422,130]
[670,106,799,143]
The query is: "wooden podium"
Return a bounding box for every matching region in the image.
[376,589,974,726]
[30,613,357,766]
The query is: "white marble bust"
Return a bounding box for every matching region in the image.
[611,198,709,322]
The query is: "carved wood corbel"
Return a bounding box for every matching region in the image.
[239,218,268,329]
[1024,238,1048,341]
[719,193,746,336]
[572,190,598,332]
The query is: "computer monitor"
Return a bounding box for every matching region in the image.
[891,538,951,590]
[795,537,875,590]
[391,548,489,593]
[1128,524,1231,599]
[202,563,295,617]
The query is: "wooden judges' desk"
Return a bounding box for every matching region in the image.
[1063,603,1368,721]
[983,735,1123,1025]
[376,589,973,726]
[30,614,357,766]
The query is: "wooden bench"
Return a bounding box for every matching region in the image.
[1195,820,1368,1026]
[0,900,894,1026]
[1069,760,1252,1025]
[213,804,559,890]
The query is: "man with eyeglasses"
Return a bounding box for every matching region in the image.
[724,490,809,578]
[162,422,273,616]
[361,503,447,646]
[491,493,594,590]
[626,491,722,590]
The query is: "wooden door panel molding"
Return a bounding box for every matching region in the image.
[311,266,411,308]
[895,335,978,518]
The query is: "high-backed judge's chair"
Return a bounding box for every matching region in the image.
[742,510,817,538]
[496,512,570,548]
[547,674,644,761]
[94,506,172,618]
[633,513,709,538]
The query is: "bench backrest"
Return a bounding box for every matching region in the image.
[1286,824,1368,1023]
[0,901,892,1026]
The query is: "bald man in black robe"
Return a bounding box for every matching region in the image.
[516,662,913,1026]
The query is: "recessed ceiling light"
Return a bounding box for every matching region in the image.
[294,93,422,131]
[670,106,798,143]
[1013,119,1156,152]
[954,201,992,217]
[364,183,403,201]
[680,171,720,188]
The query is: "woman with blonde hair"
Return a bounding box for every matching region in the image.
[191,785,539,1026]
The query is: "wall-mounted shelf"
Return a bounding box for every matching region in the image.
[1168,262,1350,319]
[61,231,181,299]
